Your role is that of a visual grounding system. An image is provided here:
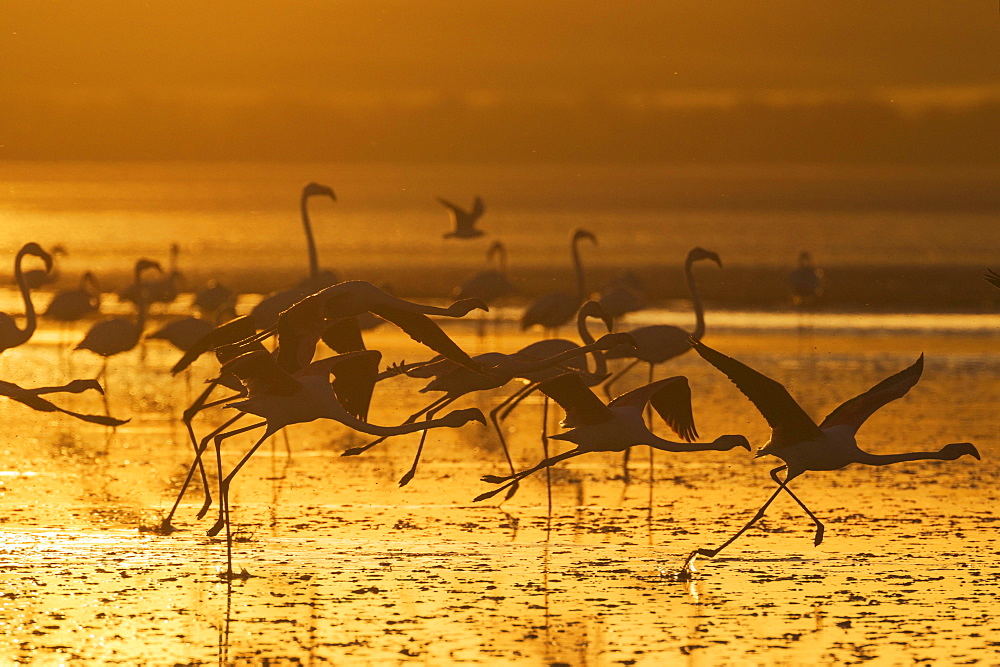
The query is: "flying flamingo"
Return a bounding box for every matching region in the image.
[439,195,486,239]
[0,378,128,426]
[521,229,597,334]
[0,242,53,354]
[205,349,487,579]
[686,339,980,567]
[603,247,721,398]
[44,271,102,323]
[251,182,338,329]
[344,331,636,489]
[475,372,750,502]
[76,259,162,380]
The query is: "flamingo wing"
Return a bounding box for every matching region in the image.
[471,196,485,218]
[320,317,366,353]
[300,350,382,420]
[819,354,924,434]
[985,268,1000,289]
[609,376,698,442]
[367,303,485,374]
[692,340,821,442]
[538,372,615,427]
[170,315,258,374]
[436,197,465,217]
[221,350,300,398]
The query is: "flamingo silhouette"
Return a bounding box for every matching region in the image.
[343,332,637,489]
[0,242,53,353]
[251,182,338,329]
[596,271,648,325]
[603,247,721,398]
[439,195,486,239]
[521,229,596,333]
[788,250,824,308]
[76,259,162,378]
[193,280,237,319]
[688,339,980,563]
[23,243,65,290]
[205,349,487,579]
[455,240,516,305]
[0,378,128,426]
[475,372,750,502]
[120,243,182,308]
[44,271,101,323]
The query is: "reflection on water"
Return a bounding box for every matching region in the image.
[0,321,996,663]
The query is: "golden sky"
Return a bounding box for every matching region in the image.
[3,1,998,160]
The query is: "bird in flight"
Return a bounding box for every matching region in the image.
[439,195,486,239]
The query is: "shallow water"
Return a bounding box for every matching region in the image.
[0,315,996,664]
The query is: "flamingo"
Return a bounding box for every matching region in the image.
[596,271,648,325]
[76,259,162,377]
[521,229,597,334]
[251,182,338,329]
[0,242,53,353]
[0,378,128,426]
[439,195,486,239]
[23,244,66,290]
[603,247,721,398]
[193,280,237,319]
[788,250,824,308]
[44,271,101,323]
[455,240,516,305]
[475,372,750,502]
[120,243,182,308]
[687,339,980,564]
[205,349,487,579]
[252,280,489,376]
[344,331,636,489]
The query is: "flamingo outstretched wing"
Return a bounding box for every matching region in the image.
[692,339,821,444]
[303,350,382,421]
[221,350,300,398]
[538,372,615,427]
[819,354,924,434]
[609,376,698,442]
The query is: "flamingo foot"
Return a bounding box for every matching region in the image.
[502,480,520,501]
[398,470,415,487]
[696,547,719,558]
[813,524,825,546]
[481,474,512,484]
[207,517,226,537]
[219,568,255,581]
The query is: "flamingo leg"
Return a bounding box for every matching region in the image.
[770,467,825,546]
[696,484,784,558]
[542,394,552,527]
[342,394,451,457]
[488,383,535,500]
[398,397,457,486]
[208,421,268,538]
[475,447,585,503]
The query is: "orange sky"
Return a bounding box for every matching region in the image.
[2,1,997,161]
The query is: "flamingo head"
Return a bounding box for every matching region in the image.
[573,229,597,246]
[449,298,489,316]
[688,247,722,268]
[578,300,614,333]
[21,243,54,273]
[445,407,487,427]
[593,332,637,351]
[712,434,752,451]
[941,442,981,460]
[303,182,336,201]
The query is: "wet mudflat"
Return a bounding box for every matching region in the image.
[0,318,998,664]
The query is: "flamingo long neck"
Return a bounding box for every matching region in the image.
[512,339,606,378]
[648,435,740,453]
[854,446,966,467]
[575,311,607,380]
[490,242,508,274]
[571,236,588,302]
[82,272,101,308]
[685,256,706,342]
[135,265,149,333]
[300,191,320,280]
[12,247,36,345]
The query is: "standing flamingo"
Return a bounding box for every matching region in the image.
[206,349,487,579]
[23,244,66,290]
[687,339,980,565]
[521,229,597,334]
[76,259,162,379]
[603,247,721,398]
[251,182,338,329]
[44,271,102,323]
[439,195,486,239]
[475,372,750,502]
[120,243,182,308]
[0,242,53,353]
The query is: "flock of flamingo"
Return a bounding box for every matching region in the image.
[1,182,982,580]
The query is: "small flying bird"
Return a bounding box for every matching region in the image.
[439,195,486,239]
[687,339,980,566]
[475,372,750,502]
